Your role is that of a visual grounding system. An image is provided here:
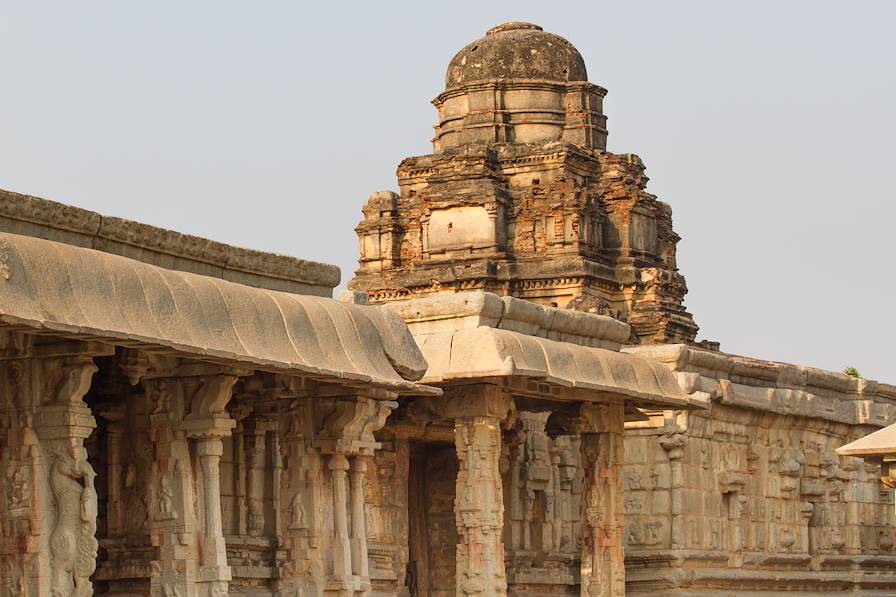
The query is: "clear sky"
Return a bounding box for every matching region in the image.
[1,1,893,381]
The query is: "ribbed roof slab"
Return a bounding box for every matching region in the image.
[0,232,437,395]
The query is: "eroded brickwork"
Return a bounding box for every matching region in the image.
[350,23,697,345]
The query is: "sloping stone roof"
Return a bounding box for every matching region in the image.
[0,231,436,395]
[414,327,692,408]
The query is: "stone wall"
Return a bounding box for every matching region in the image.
[621,345,896,596]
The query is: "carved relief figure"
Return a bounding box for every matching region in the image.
[157,475,174,520]
[49,445,98,597]
[289,490,307,530]
[5,465,28,509]
[0,558,22,597]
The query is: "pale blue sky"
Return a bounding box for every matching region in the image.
[1,1,893,380]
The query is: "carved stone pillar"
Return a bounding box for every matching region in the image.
[40,358,101,597]
[146,369,242,597]
[277,395,325,596]
[197,439,228,577]
[554,434,579,554]
[331,453,353,582]
[391,436,411,589]
[0,339,111,597]
[426,383,512,597]
[350,456,371,581]
[147,377,198,597]
[270,428,283,545]
[578,402,625,597]
[100,405,127,537]
[245,418,269,537]
[231,405,250,537]
[455,415,507,596]
[182,375,239,597]
[278,389,396,597]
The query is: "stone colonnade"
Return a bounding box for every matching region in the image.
[0,341,406,597]
[0,344,628,597]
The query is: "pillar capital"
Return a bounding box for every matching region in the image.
[329,453,350,472]
[181,373,241,440]
[315,395,397,455]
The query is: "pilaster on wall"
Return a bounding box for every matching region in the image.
[577,402,625,597]
[0,336,112,597]
[502,409,584,593]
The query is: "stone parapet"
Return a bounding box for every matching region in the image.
[0,188,340,296]
[626,344,896,427]
[386,291,631,350]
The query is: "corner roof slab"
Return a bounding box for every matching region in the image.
[386,291,698,409]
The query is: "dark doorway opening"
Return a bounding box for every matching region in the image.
[406,442,458,597]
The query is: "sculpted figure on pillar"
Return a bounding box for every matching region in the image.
[0,338,109,597]
[48,444,98,597]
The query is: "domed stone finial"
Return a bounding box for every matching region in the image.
[485,22,543,35]
[433,22,607,151]
[444,23,587,89]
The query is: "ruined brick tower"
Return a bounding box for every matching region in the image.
[350,22,699,344]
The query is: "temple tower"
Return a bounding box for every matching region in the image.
[350,22,698,345]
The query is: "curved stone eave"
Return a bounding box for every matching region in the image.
[0,232,439,396]
[414,327,698,409]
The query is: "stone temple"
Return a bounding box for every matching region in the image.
[0,20,894,597]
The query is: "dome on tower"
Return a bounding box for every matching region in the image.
[445,22,587,89]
